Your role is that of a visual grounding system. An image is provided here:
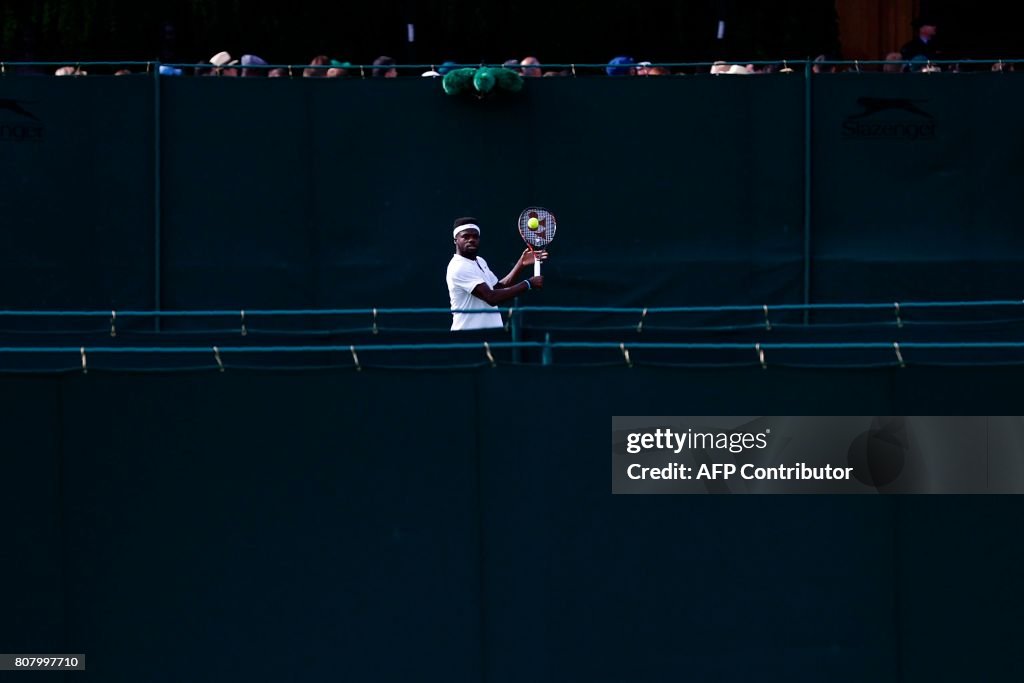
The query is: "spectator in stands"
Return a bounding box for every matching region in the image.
[210,51,239,76]
[646,66,672,76]
[812,54,838,74]
[636,61,652,76]
[303,55,329,78]
[520,56,542,77]
[326,59,351,78]
[883,52,904,73]
[241,54,268,77]
[446,217,546,331]
[714,64,750,75]
[114,69,132,76]
[901,17,939,63]
[268,68,288,78]
[54,66,86,76]
[606,56,636,76]
[372,55,398,78]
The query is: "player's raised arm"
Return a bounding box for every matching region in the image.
[496,248,549,288]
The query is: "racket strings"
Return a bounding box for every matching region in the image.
[519,207,557,248]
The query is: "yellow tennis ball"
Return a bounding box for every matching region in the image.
[527,217,540,230]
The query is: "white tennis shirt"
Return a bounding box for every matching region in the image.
[446,254,504,331]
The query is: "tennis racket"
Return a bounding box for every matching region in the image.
[517,207,557,276]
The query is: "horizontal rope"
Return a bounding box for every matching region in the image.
[6,59,1024,68]
[1,299,1023,318]
[2,61,157,66]
[3,341,1024,354]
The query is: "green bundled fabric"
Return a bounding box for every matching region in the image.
[443,67,524,97]
[473,67,497,94]
[493,68,524,92]
[442,68,477,95]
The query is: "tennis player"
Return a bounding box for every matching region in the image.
[446,216,546,331]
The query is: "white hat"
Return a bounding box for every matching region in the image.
[421,70,441,78]
[210,51,238,67]
[453,223,480,238]
[727,64,751,75]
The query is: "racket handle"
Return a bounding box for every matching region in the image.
[534,260,541,277]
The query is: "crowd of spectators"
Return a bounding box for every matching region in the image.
[46,18,1018,78]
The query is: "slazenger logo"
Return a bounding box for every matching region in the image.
[0,98,45,142]
[841,97,937,141]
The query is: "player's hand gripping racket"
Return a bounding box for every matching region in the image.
[518,207,557,276]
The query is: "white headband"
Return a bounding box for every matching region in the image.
[453,224,480,238]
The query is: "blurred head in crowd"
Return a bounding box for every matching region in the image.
[304,55,329,78]
[373,55,398,78]
[241,54,268,77]
[914,18,937,43]
[883,52,904,73]
[520,56,542,77]
[606,56,636,76]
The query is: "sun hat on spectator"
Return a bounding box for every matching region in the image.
[210,51,238,67]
